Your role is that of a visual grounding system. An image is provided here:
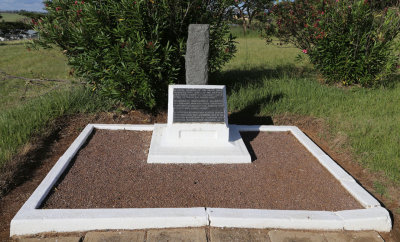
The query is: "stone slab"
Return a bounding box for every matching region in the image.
[185,24,209,85]
[324,231,383,242]
[147,228,206,242]
[83,231,145,242]
[268,230,329,242]
[210,228,270,242]
[268,230,384,242]
[16,237,81,242]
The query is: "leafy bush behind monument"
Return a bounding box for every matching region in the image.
[33,0,236,110]
[265,0,400,87]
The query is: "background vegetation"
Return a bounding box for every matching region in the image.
[32,0,236,110]
[2,28,399,184]
[264,0,400,87]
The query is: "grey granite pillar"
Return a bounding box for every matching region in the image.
[185,24,209,85]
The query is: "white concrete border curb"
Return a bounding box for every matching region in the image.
[10,124,392,236]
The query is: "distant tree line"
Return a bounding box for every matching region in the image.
[230,0,273,34]
[0,11,45,37]
[0,10,46,15]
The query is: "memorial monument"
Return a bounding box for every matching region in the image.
[185,24,209,85]
[147,24,251,163]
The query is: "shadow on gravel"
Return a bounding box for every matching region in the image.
[240,131,259,161]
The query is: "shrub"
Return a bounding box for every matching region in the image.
[33,0,236,110]
[264,0,400,86]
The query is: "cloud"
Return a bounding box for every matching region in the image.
[0,0,45,12]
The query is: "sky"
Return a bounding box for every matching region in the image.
[0,0,45,12]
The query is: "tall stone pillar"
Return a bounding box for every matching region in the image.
[185,24,209,85]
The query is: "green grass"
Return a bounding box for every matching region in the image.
[0,12,26,22]
[212,29,400,182]
[0,87,114,168]
[0,40,74,111]
[0,41,114,168]
[229,25,264,39]
[373,181,388,197]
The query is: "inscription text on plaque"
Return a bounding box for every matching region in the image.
[173,88,225,123]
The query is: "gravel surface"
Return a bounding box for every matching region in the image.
[41,130,362,210]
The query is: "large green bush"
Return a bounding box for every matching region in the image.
[33,0,236,110]
[264,0,400,86]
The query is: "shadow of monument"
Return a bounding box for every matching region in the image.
[227,91,284,162]
[210,64,313,96]
[240,132,259,161]
[228,93,283,125]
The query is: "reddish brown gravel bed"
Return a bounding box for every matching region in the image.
[41,130,362,210]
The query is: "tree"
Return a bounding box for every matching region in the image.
[33,0,237,110]
[18,10,46,20]
[0,21,30,36]
[369,0,400,10]
[231,0,272,34]
[264,0,400,86]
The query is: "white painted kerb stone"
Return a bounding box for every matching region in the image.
[10,124,392,237]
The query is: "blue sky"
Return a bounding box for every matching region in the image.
[0,0,45,12]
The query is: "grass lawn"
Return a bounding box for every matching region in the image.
[0,40,114,168]
[0,40,75,111]
[212,29,400,183]
[0,12,26,22]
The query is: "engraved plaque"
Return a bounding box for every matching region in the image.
[173,88,225,123]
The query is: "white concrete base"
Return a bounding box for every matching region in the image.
[10,124,392,237]
[147,124,251,163]
[162,123,229,147]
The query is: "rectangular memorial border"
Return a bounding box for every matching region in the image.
[10,124,391,236]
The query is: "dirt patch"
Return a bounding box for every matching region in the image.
[41,130,361,210]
